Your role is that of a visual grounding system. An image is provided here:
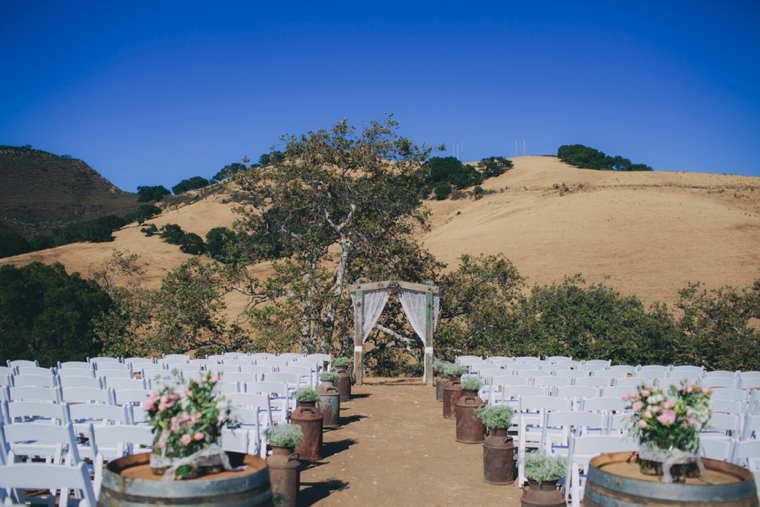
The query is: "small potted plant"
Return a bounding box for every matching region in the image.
[317,372,341,428]
[332,357,352,401]
[455,378,486,443]
[265,425,303,507]
[520,452,566,506]
[476,405,515,485]
[624,380,712,482]
[441,363,469,418]
[290,388,323,461]
[143,371,235,479]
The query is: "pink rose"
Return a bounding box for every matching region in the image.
[158,403,169,412]
[663,400,675,409]
[181,434,192,445]
[640,389,651,397]
[210,375,219,383]
[622,394,630,401]
[657,409,676,425]
[685,382,693,393]
[644,411,652,419]
[632,401,644,411]
[161,395,169,403]
[143,399,155,410]
[650,406,660,413]
[701,385,711,393]
[638,420,647,428]
[184,386,193,396]
[158,440,166,449]
[194,431,204,441]
[202,375,208,382]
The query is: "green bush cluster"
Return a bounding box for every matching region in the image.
[460,377,483,391]
[558,145,653,171]
[136,185,171,202]
[475,405,514,429]
[158,224,206,255]
[172,176,210,195]
[521,452,567,484]
[265,424,303,447]
[425,156,513,199]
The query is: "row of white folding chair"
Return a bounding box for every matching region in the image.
[0,460,96,507]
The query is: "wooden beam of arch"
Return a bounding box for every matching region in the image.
[349,280,439,294]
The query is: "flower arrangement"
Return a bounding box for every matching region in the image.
[265,424,304,448]
[460,377,484,391]
[624,380,712,454]
[333,357,351,367]
[475,405,514,429]
[319,372,340,382]
[144,371,235,478]
[295,387,319,403]
[442,363,468,377]
[521,452,567,484]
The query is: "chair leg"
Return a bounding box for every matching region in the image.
[571,462,580,507]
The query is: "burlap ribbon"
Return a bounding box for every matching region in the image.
[638,445,713,484]
[155,444,247,481]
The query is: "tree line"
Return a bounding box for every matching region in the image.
[558,144,653,171]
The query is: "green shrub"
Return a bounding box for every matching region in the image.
[0,233,31,259]
[521,452,567,484]
[319,372,340,382]
[159,224,185,245]
[474,185,484,196]
[124,204,161,225]
[265,424,303,447]
[460,377,483,391]
[179,232,205,255]
[141,224,158,236]
[433,360,451,374]
[434,181,452,200]
[477,156,514,178]
[172,176,210,195]
[442,363,468,376]
[295,387,319,402]
[558,145,653,171]
[475,405,514,428]
[205,227,236,263]
[136,185,171,202]
[333,357,351,367]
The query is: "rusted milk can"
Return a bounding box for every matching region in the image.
[483,428,515,485]
[334,366,352,402]
[455,389,486,443]
[267,446,300,507]
[290,400,323,461]
[442,375,463,419]
[317,381,340,428]
[436,375,448,402]
[521,480,565,507]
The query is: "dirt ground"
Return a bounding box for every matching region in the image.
[298,378,523,506]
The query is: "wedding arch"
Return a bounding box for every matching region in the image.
[349,280,440,386]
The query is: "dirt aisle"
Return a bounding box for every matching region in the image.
[298,378,523,506]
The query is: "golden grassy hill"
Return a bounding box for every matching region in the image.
[2,156,760,311]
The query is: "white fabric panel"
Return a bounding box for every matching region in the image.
[399,290,428,346]
[433,293,440,331]
[351,290,390,343]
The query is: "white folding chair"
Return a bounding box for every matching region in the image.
[220,359,254,367]
[506,363,538,373]
[112,389,151,424]
[567,434,637,507]
[741,414,760,441]
[516,356,541,363]
[546,356,572,363]
[602,385,636,399]
[703,370,738,380]
[701,376,738,389]
[244,382,291,423]
[163,354,190,362]
[712,399,745,415]
[533,376,570,395]
[555,385,601,407]
[704,412,743,437]
[581,397,629,414]
[124,357,155,366]
[590,370,622,382]
[17,367,57,377]
[557,370,590,379]
[2,420,79,465]
[7,359,40,369]
[516,369,550,379]
[583,360,611,369]
[220,372,257,383]
[69,404,130,458]
[89,423,153,496]
[216,381,240,394]
[671,365,704,378]
[241,365,274,376]
[700,436,735,461]
[456,356,484,367]
[263,372,300,391]
[500,386,547,409]
[658,377,697,391]
[88,357,121,365]
[635,368,667,379]
[517,396,572,486]
[57,369,96,379]
[577,364,606,373]
[96,370,133,380]
[5,400,70,424]
[57,361,93,371]
[226,392,273,457]
[0,461,96,507]
[615,377,652,387]
[209,364,242,374]
[740,378,760,390]
[540,364,571,373]
[543,411,608,457]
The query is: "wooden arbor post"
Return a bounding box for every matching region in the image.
[349,280,439,386]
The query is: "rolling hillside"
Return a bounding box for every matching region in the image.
[2,156,759,312]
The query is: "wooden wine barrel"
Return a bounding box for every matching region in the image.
[97,453,273,507]
[583,451,759,507]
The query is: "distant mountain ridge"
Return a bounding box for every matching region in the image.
[0,146,138,238]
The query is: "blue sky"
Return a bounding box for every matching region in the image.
[1,1,759,191]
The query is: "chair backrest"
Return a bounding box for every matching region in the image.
[488,357,515,365]
[706,412,742,435]
[96,369,134,380]
[702,377,738,389]
[711,388,748,402]
[244,381,289,397]
[70,403,129,425]
[658,377,694,391]
[250,353,271,361]
[593,370,626,380]
[142,368,171,381]
[491,375,529,387]
[169,364,201,374]
[471,363,503,374]
[557,370,591,379]
[208,364,241,374]
[570,433,637,460]
[711,399,744,415]
[0,460,96,506]
[546,411,608,438]
[216,381,240,394]
[506,363,537,372]
[95,362,132,373]
[533,377,570,388]
[61,386,113,405]
[226,392,273,427]
[7,359,40,369]
[741,414,760,440]
[739,378,760,390]
[582,397,629,413]
[520,396,572,413]
[609,365,636,375]
[163,354,191,361]
[741,371,760,380]
[58,368,96,379]
[140,363,167,371]
[17,366,56,377]
[603,386,637,399]
[278,353,304,361]
[13,373,58,388]
[124,357,155,365]
[540,364,571,373]
[9,385,62,403]
[5,400,70,424]
[577,364,606,373]
[0,366,12,376]
[57,361,93,371]
[584,360,611,368]
[58,377,103,389]
[113,389,151,406]
[556,386,601,400]
[733,439,760,464]
[573,377,610,388]
[219,372,257,383]
[671,365,704,377]
[104,377,147,391]
[241,365,273,375]
[516,369,550,378]
[516,356,541,363]
[263,372,300,385]
[502,386,547,400]
[220,359,253,367]
[615,377,652,387]
[547,356,572,362]
[703,370,738,380]
[457,356,484,366]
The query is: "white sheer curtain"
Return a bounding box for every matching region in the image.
[399,290,428,346]
[351,290,390,343]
